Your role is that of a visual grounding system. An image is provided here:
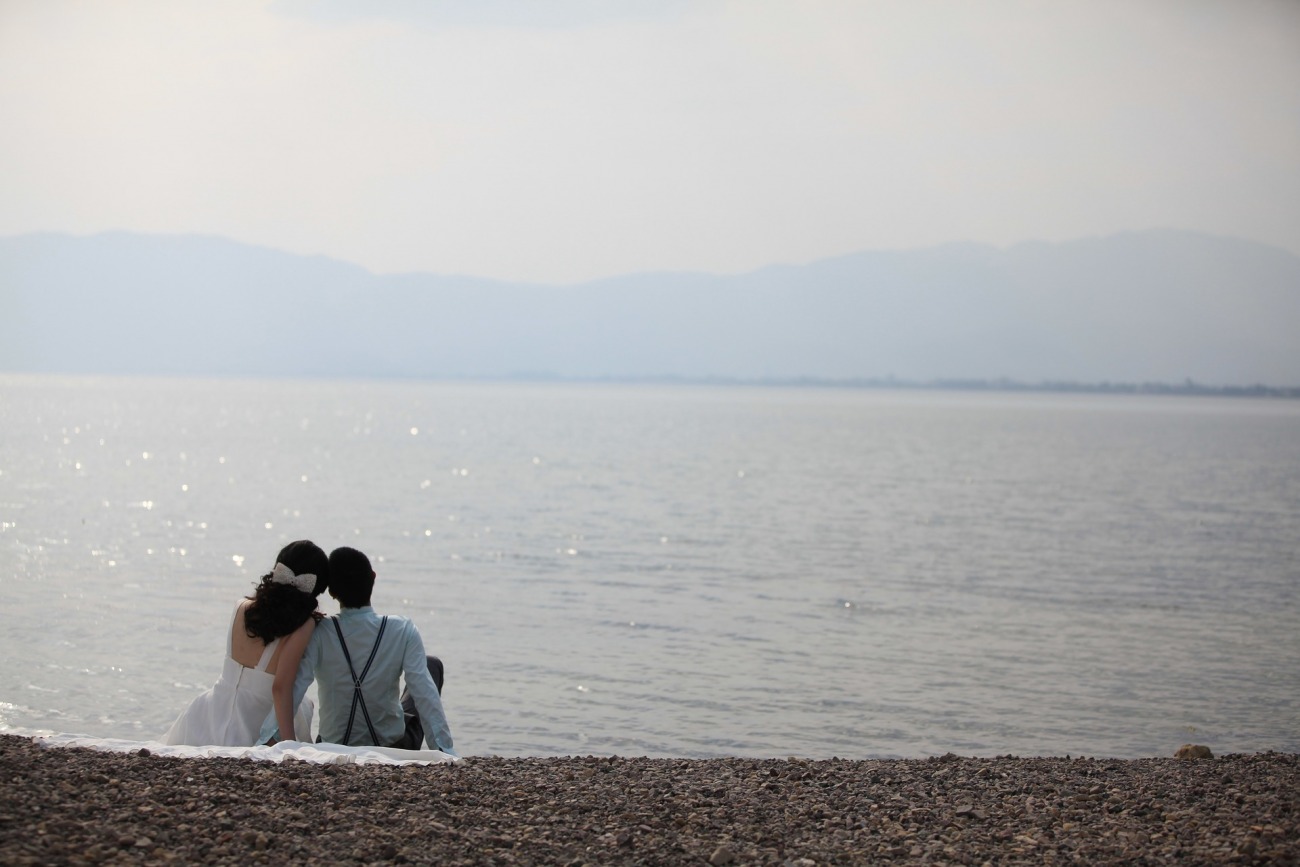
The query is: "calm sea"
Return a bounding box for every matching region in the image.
[2,375,1298,758]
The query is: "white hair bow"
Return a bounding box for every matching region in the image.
[270,562,317,594]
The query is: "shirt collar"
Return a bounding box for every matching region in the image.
[338,605,375,618]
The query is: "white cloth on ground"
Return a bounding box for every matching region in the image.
[36,733,456,765]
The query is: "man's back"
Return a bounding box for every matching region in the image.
[305,606,453,752]
[273,545,456,754]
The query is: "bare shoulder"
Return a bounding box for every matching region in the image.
[287,615,317,643]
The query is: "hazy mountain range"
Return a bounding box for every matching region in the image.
[2,229,1298,387]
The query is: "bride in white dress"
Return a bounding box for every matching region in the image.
[161,540,327,746]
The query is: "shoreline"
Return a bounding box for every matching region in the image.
[2,736,1295,864]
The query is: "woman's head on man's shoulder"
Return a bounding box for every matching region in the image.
[243,540,329,641]
[273,540,330,596]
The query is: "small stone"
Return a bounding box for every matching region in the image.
[136,748,151,757]
[710,845,736,865]
[1175,744,1213,760]
[132,837,152,848]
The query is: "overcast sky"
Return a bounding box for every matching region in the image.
[2,0,1298,283]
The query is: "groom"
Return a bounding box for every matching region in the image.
[261,546,455,754]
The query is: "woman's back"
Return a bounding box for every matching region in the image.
[231,601,291,675]
[159,603,285,746]
[160,540,325,746]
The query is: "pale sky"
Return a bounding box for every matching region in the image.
[2,0,1298,283]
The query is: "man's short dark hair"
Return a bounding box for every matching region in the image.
[328,547,374,608]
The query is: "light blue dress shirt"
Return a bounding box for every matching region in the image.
[259,606,455,754]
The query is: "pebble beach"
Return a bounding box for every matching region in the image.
[1,735,1295,865]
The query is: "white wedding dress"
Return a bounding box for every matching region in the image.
[161,604,313,746]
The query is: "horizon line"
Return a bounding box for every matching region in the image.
[3,370,1297,399]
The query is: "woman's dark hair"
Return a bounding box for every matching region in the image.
[244,540,329,644]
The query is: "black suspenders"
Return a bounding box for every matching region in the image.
[331,615,389,746]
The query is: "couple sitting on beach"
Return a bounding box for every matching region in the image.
[159,540,455,756]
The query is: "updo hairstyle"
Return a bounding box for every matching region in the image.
[243,540,329,644]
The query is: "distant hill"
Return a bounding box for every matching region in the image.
[2,229,1298,386]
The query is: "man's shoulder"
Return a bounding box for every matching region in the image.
[374,612,419,633]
